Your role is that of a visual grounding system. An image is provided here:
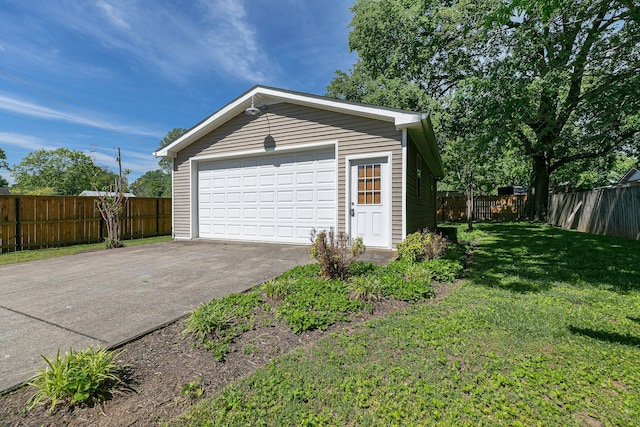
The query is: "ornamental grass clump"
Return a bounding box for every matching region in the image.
[310,228,365,280]
[27,347,124,413]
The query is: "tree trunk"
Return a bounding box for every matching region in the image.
[466,184,474,232]
[524,153,550,221]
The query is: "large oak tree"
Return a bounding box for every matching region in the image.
[329,0,640,219]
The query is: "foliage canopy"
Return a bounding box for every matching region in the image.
[11,148,120,196]
[329,0,640,219]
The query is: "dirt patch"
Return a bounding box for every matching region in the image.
[0,283,459,426]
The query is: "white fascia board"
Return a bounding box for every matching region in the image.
[154,86,428,158]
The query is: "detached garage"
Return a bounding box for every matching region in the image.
[155,86,444,249]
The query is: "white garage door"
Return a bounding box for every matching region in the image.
[198,147,336,244]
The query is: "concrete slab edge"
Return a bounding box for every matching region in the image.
[0,277,279,396]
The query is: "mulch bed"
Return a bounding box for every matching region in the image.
[0,282,457,426]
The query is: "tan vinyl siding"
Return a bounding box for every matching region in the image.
[406,136,437,233]
[173,102,404,243]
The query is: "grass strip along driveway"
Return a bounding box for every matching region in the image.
[179,223,640,426]
[0,235,172,265]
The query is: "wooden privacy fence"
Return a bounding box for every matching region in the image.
[437,195,527,222]
[548,186,640,240]
[0,195,172,253]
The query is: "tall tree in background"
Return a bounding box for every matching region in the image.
[329,0,640,220]
[11,148,119,195]
[130,170,171,198]
[0,147,7,187]
[157,128,187,173]
[135,127,188,198]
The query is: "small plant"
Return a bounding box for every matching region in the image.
[310,228,365,279]
[27,347,124,412]
[263,277,295,300]
[396,230,448,263]
[182,375,205,400]
[184,292,261,361]
[347,275,384,301]
[184,300,235,343]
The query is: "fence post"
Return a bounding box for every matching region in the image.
[15,196,21,251]
[156,198,160,236]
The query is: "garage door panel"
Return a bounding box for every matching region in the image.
[227,192,241,203]
[296,172,314,185]
[297,208,314,220]
[277,208,294,220]
[228,177,241,187]
[296,190,314,202]
[198,147,336,244]
[277,191,294,202]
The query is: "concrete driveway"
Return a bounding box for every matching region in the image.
[0,240,314,392]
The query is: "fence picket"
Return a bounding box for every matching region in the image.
[0,195,172,253]
[548,186,640,240]
[437,195,527,222]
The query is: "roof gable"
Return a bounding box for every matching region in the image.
[154,86,431,159]
[618,167,640,184]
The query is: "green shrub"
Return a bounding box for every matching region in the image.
[425,258,464,282]
[347,275,384,301]
[385,259,413,275]
[347,261,382,277]
[377,263,434,302]
[395,232,425,263]
[27,347,123,412]
[310,229,365,279]
[396,230,448,262]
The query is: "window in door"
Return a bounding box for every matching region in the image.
[357,164,381,205]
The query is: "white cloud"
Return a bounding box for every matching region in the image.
[0,93,163,138]
[42,0,272,84]
[0,132,57,151]
[96,0,132,31]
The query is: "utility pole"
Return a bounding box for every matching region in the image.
[116,147,122,186]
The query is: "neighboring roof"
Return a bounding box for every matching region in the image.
[618,167,640,184]
[154,85,444,177]
[0,187,10,195]
[79,190,136,197]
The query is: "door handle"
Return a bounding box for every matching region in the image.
[350,208,355,217]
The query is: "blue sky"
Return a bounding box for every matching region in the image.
[0,0,355,185]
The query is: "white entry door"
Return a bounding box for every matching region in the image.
[350,157,389,247]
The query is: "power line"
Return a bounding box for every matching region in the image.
[0,68,161,149]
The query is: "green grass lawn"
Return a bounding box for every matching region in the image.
[0,235,172,265]
[177,223,640,426]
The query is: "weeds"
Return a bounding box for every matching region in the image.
[182,375,205,400]
[178,223,640,426]
[276,277,364,333]
[184,292,260,361]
